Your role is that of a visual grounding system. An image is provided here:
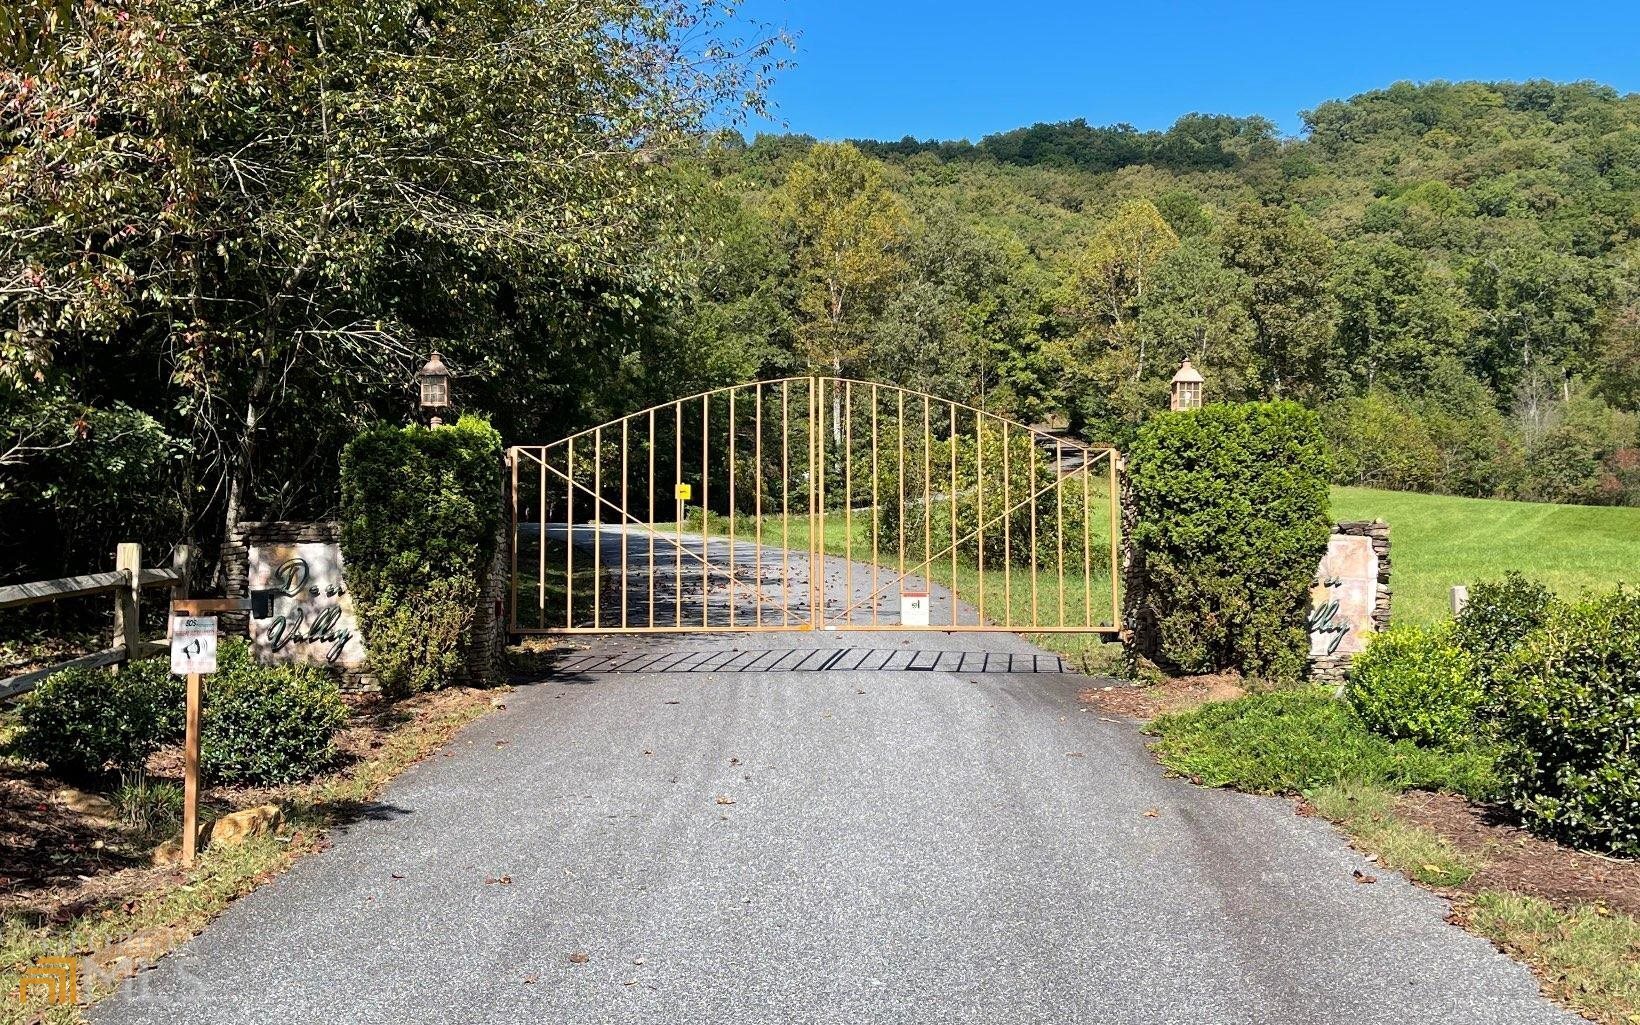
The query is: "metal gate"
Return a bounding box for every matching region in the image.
[508,377,1120,635]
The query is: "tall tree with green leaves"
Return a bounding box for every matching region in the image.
[1220,203,1339,400]
[0,0,783,571]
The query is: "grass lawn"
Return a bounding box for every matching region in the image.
[1331,486,1640,625]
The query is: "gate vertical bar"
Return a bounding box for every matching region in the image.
[1083,457,1093,627]
[537,453,545,629]
[897,390,906,604]
[600,426,606,633]
[648,410,656,628]
[1029,435,1039,627]
[509,449,518,632]
[844,380,853,627]
[782,381,791,626]
[675,402,683,627]
[949,404,958,627]
[870,384,879,626]
[728,389,736,629]
[975,410,985,625]
[1056,440,1065,627]
[701,393,709,628]
[620,421,629,629]
[922,395,932,593]
[566,441,575,629]
[754,383,763,627]
[1109,451,1121,629]
[1001,421,1011,627]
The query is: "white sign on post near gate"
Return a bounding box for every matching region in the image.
[171,616,218,675]
[900,591,930,627]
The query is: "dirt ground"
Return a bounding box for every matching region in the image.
[0,686,489,926]
[1397,790,1640,918]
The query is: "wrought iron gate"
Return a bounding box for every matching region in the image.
[508,377,1120,635]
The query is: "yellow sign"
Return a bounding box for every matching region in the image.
[16,957,77,1006]
[675,483,692,501]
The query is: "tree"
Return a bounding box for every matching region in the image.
[1331,240,1471,392]
[769,142,911,433]
[1220,203,1339,400]
[1136,238,1259,401]
[0,0,782,574]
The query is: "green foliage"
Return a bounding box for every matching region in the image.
[1149,688,1501,800]
[15,661,180,779]
[1347,624,1483,745]
[201,642,347,787]
[1494,589,1640,856]
[340,416,503,697]
[0,0,783,582]
[113,770,185,838]
[1453,572,1557,683]
[1127,401,1333,679]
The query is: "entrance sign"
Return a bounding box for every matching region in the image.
[900,591,930,627]
[246,542,365,667]
[170,616,218,674]
[1308,534,1379,657]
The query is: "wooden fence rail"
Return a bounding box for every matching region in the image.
[0,543,193,700]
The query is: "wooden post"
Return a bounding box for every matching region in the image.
[112,543,142,663]
[170,596,246,868]
[172,544,194,601]
[181,670,203,865]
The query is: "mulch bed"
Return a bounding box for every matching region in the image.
[1396,790,1640,917]
[1078,673,1248,720]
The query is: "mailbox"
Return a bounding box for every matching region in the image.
[250,589,282,620]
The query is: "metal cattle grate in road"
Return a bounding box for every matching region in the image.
[532,647,1070,675]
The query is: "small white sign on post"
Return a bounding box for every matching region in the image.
[900,591,930,628]
[171,616,218,675]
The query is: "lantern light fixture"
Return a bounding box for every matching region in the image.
[1170,359,1204,412]
[417,351,453,426]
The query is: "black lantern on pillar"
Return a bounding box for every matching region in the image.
[417,351,452,426]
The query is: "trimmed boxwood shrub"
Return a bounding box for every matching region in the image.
[1453,571,1557,687]
[1127,401,1333,680]
[202,641,347,786]
[1494,588,1640,856]
[340,415,503,697]
[16,663,179,779]
[1347,624,1482,746]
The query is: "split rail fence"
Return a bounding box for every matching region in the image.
[0,542,194,700]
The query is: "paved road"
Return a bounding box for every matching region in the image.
[95,551,1577,1024]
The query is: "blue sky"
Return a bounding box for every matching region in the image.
[737,1,1640,141]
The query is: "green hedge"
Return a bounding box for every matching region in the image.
[1495,589,1640,856]
[1127,401,1333,680]
[16,662,180,779]
[202,642,347,786]
[1347,624,1482,746]
[340,415,503,697]
[15,643,342,786]
[1453,571,1557,690]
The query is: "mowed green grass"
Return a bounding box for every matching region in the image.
[1331,486,1640,625]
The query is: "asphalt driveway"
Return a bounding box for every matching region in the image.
[94,537,1577,1024]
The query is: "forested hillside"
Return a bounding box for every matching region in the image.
[4,41,1638,583]
[678,80,1640,509]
